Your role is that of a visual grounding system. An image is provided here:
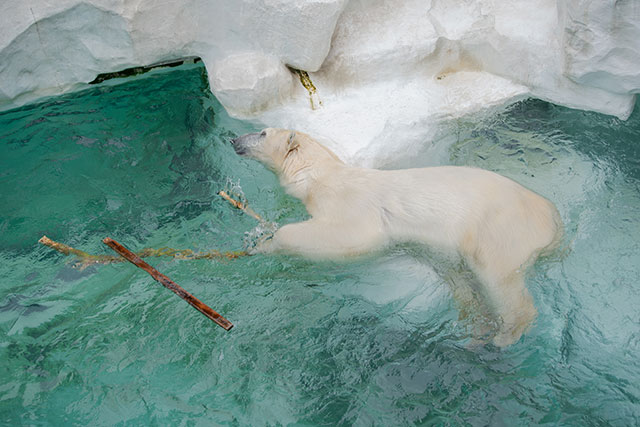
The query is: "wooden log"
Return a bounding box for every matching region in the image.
[103,237,233,331]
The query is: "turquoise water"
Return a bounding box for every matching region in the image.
[1,63,639,425]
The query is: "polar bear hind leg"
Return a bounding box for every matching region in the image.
[460,194,560,347]
[476,267,537,347]
[446,266,499,344]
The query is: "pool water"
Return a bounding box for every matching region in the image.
[1,63,638,425]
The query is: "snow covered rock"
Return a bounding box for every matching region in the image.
[0,0,638,166]
[562,0,640,95]
[0,0,345,110]
[209,52,294,116]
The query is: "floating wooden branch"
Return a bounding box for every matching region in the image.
[35,188,272,330]
[103,237,233,331]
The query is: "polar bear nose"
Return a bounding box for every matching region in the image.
[231,131,262,156]
[230,137,246,155]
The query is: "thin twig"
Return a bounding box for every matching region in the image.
[218,190,263,222]
[39,236,124,266]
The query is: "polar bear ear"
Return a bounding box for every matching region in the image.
[287,131,299,150]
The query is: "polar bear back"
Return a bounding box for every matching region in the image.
[310,165,561,268]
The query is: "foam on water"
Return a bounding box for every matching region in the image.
[0,63,638,425]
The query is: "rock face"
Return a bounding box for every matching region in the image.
[0,0,345,109]
[1,0,638,165]
[563,0,640,95]
[209,53,294,116]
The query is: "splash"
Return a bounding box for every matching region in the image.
[222,178,280,251]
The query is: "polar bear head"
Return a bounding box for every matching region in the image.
[231,128,341,171]
[231,128,344,198]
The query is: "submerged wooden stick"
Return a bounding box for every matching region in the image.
[39,236,124,265]
[39,235,247,268]
[103,237,233,331]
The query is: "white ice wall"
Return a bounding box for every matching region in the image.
[1,0,638,166]
[0,0,345,108]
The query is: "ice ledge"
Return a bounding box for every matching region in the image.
[0,0,346,111]
[1,0,639,166]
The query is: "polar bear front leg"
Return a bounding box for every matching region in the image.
[252,219,386,260]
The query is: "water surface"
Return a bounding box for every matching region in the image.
[0,64,638,425]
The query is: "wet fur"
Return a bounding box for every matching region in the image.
[232,128,563,347]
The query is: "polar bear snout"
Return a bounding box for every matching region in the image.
[230,131,266,156]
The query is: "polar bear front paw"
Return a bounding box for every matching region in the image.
[244,222,279,254]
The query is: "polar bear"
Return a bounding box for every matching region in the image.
[231,128,563,347]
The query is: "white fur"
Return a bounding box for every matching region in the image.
[233,128,563,347]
